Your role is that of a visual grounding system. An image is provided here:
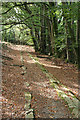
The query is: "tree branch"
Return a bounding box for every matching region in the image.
[0,25,13,32]
[0,3,24,15]
[0,13,48,30]
[0,14,35,25]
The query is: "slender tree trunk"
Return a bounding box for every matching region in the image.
[62,2,77,63]
[47,21,53,55]
[50,21,54,55]
[30,28,38,52]
[76,20,78,44]
[49,2,58,56]
[53,3,58,37]
[40,4,46,54]
[37,29,40,49]
[65,20,69,62]
[77,2,80,70]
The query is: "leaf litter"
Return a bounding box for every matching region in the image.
[2,42,79,118]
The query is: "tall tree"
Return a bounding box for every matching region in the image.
[77,2,80,71]
[40,3,46,54]
[1,2,79,67]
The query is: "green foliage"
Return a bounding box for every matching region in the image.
[1,1,79,65]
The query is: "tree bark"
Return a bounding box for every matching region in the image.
[65,20,69,62]
[30,28,38,52]
[40,4,46,54]
[47,21,53,55]
[77,2,80,70]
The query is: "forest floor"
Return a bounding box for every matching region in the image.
[1,42,79,119]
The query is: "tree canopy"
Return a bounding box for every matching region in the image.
[1,1,80,69]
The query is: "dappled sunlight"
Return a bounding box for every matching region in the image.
[73,83,79,89]
[40,63,61,69]
[27,59,36,64]
[59,85,78,97]
[9,44,28,51]
[2,42,35,53]
[2,1,79,117]
[31,81,49,88]
[67,86,78,95]
[0,96,8,103]
[26,46,35,53]
[2,42,79,118]
[29,81,58,100]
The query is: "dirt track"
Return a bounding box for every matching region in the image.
[2,43,78,118]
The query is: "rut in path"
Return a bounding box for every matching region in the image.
[23,51,71,118]
[2,44,72,118]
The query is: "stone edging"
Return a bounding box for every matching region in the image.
[24,91,34,119]
[27,53,80,118]
[20,51,34,119]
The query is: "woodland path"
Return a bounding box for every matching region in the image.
[2,43,79,119]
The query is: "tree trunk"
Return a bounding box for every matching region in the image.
[47,21,53,55]
[48,2,56,55]
[65,20,69,62]
[30,28,38,52]
[50,21,54,55]
[62,2,77,63]
[77,2,80,70]
[40,4,46,54]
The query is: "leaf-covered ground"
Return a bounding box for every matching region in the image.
[1,42,79,119]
